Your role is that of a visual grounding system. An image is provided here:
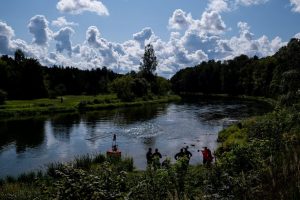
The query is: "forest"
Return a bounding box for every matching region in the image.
[171,38,300,105]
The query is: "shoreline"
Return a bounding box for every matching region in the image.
[0,94,181,120]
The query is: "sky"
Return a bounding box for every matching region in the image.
[0,0,300,77]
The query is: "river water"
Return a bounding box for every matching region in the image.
[0,98,271,178]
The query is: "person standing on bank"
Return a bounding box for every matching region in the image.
[200,147,213,165]
[146,148,153,165]
[152,148,162,169]
[174,148,185,160]
[184,146,193,160]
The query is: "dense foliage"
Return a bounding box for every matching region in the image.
[171,38,300,100]
[214,106,300,199]
[0,52,118,100]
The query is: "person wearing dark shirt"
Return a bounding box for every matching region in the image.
[146,148,153,165]
[174,148,185,160]
[184,146,192,159]
[152,148,162,169]
[153,148,162,159]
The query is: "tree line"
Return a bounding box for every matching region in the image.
[0,49,118,101]
[0,44,171,103]
[171,38,300,103]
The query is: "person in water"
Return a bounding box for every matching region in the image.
[200,147,213,165]
[146,148,153,165]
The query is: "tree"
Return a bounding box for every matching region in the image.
[139,44,157,82]
[109,76,135,101]
[14,49,25,63]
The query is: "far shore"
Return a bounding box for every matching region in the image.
[0,94,181,120]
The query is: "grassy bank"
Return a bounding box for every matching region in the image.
[0,94,181,120]
[214,105,300,199]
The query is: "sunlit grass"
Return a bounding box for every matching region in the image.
[0,94,180,119]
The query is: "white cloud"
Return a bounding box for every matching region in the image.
[216,22,286,59]
[295,32,300,39]
[237,21,254,40]
[83,26,119,67]
[235,0,268,6]
[290,0,300,12]
[168,9,194,30]
[199,11,226,35]
[0,21,15,54]
[28,15,51,46]
[57,0,109,16]
[207,0,230,13]
[52,17,78,27]
[133,27,154,47]
[207,0,269,13]
[168,9,226,36]
[53,27,74,56]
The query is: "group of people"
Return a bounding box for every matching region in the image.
[174,146,193,162]
[146,148,163,168]
[146,146,214,168]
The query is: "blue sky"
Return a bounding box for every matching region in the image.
[0,0,300,77]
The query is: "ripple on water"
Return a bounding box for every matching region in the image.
[123,122,162,138]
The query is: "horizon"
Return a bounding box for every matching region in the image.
[1,0,300,78]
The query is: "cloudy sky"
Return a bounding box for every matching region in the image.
[0,0,300,77]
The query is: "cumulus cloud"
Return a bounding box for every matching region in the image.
[168,9,226,36]
[52,17,78,27]
[0,21,50,61]
[53,27,74,56]
[0,21,15,54]
[57,0,109,16]
[237,21,254,40]
[207,0,230,13]
[216,21,285,59]
[28,15,51,46]
[290,0,300,12]
[199,11,226,35]
[83,26,119,67]
[295,32,300,39]
[133,27,154,46]
[207,0,268,13]
[168,9,194,30]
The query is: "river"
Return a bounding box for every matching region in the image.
[0,98,271,178]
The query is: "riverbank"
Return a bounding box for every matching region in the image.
[179,92,277,107]
[0,94,181,120]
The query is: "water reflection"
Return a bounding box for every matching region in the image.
[50,113,81,141]
[0,119,45,153]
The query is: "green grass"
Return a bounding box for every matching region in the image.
[0,94,181,119]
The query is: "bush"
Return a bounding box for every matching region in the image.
[43,164,127,200]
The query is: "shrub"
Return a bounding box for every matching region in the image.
[43,164,127,200]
